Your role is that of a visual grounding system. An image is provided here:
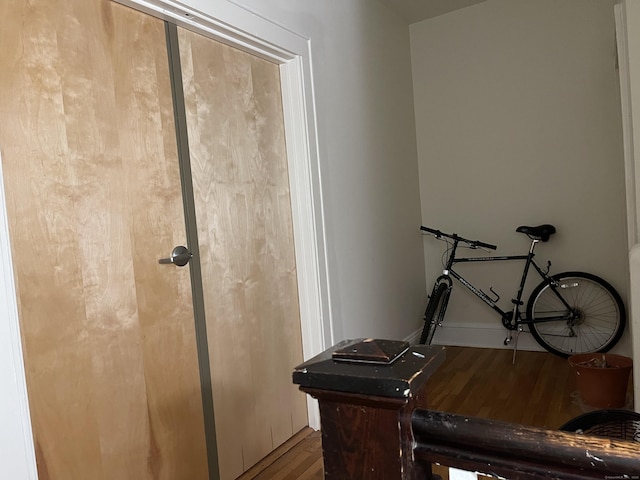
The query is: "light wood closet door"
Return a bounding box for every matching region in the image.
[0,1,209,479]
[177,28,308,480]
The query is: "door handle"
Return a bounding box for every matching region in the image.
[159,245,192,267]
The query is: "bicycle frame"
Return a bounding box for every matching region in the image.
[421,225,626,357]
[441,237,571,328]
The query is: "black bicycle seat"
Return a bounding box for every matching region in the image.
[516,224,556,242]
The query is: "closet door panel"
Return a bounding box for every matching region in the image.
[178,27,307,480]
[0,1,208,478]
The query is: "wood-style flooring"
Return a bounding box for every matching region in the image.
[239,346,630,479]
[423,346,587,429]
[236,427,323,480]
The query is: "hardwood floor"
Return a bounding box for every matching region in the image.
[239,346,632,479]
[423,346,587,429]
[236,427,323,480]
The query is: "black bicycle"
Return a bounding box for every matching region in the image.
[419,224,626,358]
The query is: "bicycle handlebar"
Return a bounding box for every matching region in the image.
[420,225,497,250]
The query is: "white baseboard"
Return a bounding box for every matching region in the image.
[407,322,544,352]
[404,328,423,345]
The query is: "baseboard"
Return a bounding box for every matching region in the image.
[404,329,423,345]
[406,322,544,352]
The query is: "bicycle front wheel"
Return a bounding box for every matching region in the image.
[526,272,626,358]
[420,282,449,345]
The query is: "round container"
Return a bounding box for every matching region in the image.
[568,353,633,409]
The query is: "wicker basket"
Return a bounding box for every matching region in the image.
[559,409,640,442]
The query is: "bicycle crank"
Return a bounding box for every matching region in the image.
[501,312,519,331]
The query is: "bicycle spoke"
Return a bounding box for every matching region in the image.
[528,273,624,357]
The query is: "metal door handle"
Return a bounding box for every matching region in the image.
[159,245,192,267]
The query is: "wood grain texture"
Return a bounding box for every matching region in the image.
[0,1,208,478]
[424,347,584,429]
[177,27,307,480]
[319,399,404,479]
[237,427,322,480]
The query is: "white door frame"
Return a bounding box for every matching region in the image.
[0,1,330,476]
[615,0,638,251]
[0,152,38,479]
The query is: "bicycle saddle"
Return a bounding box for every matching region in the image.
[516,224,556,242]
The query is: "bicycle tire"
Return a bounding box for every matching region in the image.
[420,282,449,345]
[526,271,626,358]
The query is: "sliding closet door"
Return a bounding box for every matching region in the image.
[0,1,209,478]
[177,28,308,480]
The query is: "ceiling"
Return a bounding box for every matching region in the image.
[378,0,487,24]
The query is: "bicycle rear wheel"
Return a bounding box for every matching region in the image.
[420,282,449,345]
[526,272,626,358]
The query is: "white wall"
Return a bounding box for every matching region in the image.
[616,0,640,409]
[221,0,426,341]
[618,0,640,247]
[629,0,640,406]
[411,0,630,352]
